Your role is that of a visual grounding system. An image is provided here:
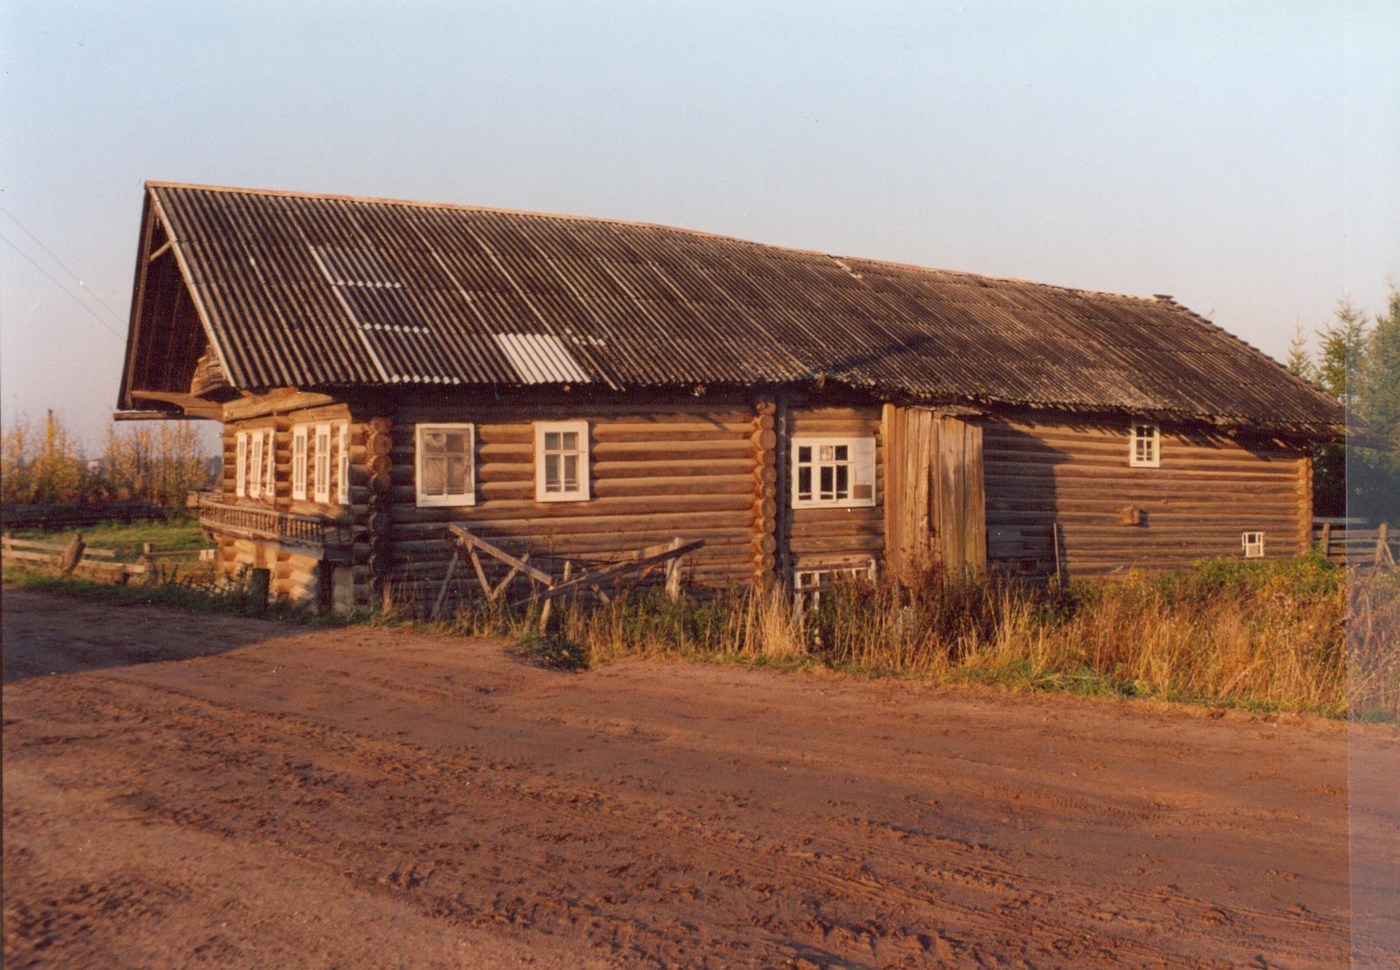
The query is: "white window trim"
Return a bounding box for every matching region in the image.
[1242,531,1265,559]
[535,420,590,502]
[1130,423,1161,468]
[790,435,877,509]
[337,422,351,505]
[292,426,309,501]
[234,432,248,497]
[313,423,333,504]
[261,430,275,498]
[415,423,476,508]
[248,431,265,499]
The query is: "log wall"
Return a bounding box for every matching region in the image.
[381,400,766,602]
[214,402,363,606]
[787,406,885,572]
[982,418,1312,579]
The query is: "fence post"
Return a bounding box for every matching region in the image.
[1378,523,1391,567]
[1319,521,1332,560]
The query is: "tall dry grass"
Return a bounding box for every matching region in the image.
[495,553,1387,718]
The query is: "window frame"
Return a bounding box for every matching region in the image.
[1242,531,1265,559]
[1129,423,1161,468]
[790,435,877,509]
[415,423,476,508]
[248,431,266,499]
[234,432,248,497]
[291,426,309,501]
[337,422,351,505]
[313,423,333,504]
[261,429,275,499]
[534,420,591,503]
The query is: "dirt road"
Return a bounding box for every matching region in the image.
[3,589,1397,968]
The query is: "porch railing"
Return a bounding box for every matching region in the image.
[198,498,353,552]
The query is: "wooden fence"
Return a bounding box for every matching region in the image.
[0,502,169,530]
[1313,518,1398,567]
[2,533,214,582]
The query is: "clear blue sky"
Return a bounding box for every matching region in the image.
[2,0,1396,451]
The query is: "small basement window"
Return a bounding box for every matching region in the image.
[1130,423,1161,468]
[791,436,876,508]
[535,421,590,502]
[416,424,476,507]
[1242,531,1265,559]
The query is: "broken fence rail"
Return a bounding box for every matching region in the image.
[433,525,703,627]
[2,532,215,580]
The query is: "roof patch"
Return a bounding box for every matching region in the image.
[493,333,591,384]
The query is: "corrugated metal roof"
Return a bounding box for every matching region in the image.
[132,182,1345,434]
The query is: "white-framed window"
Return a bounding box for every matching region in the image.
[1242,531,1265,559]
[535,421,590,502]
[292,426,309,500]
[261,430,275,498]
[337,423,351,505]
[249,431,265,499]
[234,432,248,497]
[791,436,876,508]
[416,423,475,507]
[1130,423,1161,468]
[313,423,333,503]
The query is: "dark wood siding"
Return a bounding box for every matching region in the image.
[983,418,1311,579]
[383,400,762,600]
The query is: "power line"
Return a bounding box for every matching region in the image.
[0,233,126,342]
[0,203,127,325]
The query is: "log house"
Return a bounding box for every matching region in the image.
[117,183,1345,609]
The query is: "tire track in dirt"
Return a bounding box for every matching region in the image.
[11,673,1340,969]
[6,591,1380,968]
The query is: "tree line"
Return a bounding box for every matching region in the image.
[1287,287,1400,523]
[1,411,210,510]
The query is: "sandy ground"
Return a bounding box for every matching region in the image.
[3,588,1397,969]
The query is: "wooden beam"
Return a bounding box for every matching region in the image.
[147,239,173,263]
[128,389,224,420]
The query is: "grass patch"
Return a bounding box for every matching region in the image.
[5,518,208,557]
[1,562,329,623]
[479,555,1389,720]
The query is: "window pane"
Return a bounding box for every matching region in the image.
[445,431,467,454]
[835,464,849,498]
[560,431,578,451]
[819,445,834,462]
[820,465,834,499]
[424,430,445,451]
[563,454,578,491]
[446,457,469,494]
[424,456,446,495]
[545,452,560,491]
[798,446,811,463]
[798,466,811,500]
[545,431,561,451]
[834,445,848,461]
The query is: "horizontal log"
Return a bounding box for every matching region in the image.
[392,494,753,521]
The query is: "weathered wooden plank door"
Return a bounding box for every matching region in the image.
[882,406,986,583]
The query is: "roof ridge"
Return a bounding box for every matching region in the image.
[145,180,795,251]
[145,181,1170,303]
[836,252,1174,306]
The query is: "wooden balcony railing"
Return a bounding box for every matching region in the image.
[198,498,353,556]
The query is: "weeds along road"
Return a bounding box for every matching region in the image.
[3,588,1396,968]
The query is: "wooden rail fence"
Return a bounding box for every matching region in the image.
[2,533,215,582]
[1313,518,1398,567]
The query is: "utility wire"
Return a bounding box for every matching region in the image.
[0,203,127,325]
[0,233,126,342]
